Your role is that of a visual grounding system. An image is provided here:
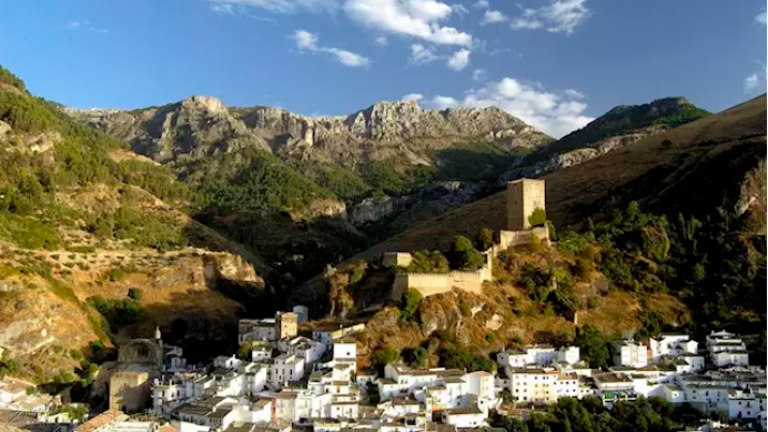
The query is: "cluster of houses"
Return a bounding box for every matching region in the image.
[0,321,764,432]
[495,331,765,430]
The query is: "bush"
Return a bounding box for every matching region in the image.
[403,346,428,368]
[575,324,610,368]
[87,295,143,332]
[476,228,495,251]
[372,347,401,370]
[450,235,484,271]
[400,289,423,322]
[528,207,546,227]
[440,346,496,372]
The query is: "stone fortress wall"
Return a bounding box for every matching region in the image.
[387,178,549,300]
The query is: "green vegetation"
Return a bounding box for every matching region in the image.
[399,289,423,323]
[0,65,194,253]
[372,347,401,371]
[403,346,428,368]
[405,250,450,273]
[127,288,143,301]
[476,227,494,251]
[450,235,484,271]
[87,294,143,333]
[0,65,27,92]
[197,150,333,214]
[0,355,19,378]
[574,324,610,368]
[557,201,766,337]
[490,396,699,432]
[359,158,434,195]
[528,208,547,227]
[541,97,710,157]
[439,345,496,372]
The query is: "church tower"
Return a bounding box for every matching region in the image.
[507,179,546,231]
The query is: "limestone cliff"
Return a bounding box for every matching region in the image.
[67,97,551,179]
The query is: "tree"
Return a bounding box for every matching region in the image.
[451,235,484,271]
[403,346,428,367]
[575,324,610,368]
[400,289,423,322]
[476,228,495,251]
[528,208,547,227]
[372,347,401,371]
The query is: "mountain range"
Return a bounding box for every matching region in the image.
[0,64,764,387]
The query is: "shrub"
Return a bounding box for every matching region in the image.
[400,289,423,322]
[661,138,673,148]
[372,347,401,370]
[528,208,547,227]
[403,346,428,368]
[475,228,495,251]
[450,235,484,271]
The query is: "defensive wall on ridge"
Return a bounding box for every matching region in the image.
[386,178,551,301]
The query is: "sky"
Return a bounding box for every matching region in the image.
[0,0,766,138]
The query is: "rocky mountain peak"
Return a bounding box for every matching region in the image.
[181,95,229,116]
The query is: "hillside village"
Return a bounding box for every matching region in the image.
[0,179,765,432]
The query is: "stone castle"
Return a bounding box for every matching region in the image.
[387,178,550,300]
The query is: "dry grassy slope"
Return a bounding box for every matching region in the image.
[0,178,265,382]
[342,95,766,259]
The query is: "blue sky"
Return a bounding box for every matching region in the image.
[0,0,765,137]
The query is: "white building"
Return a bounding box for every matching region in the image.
[278,336,327,365]
[270,353,306,388]
[239,318,276,344]
[497,345,559,369]
[728,389,767,422]
[506,368,558,404]
[611,340,648,368]
[650,334,698,363]
[333,340,357,363]
[554,373,579,399]
[556,346,580,365]
[712,350,750,368]
[443,406,486,428]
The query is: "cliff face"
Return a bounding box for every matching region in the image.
[70,98,552,175]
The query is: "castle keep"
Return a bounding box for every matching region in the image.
[387,178,549,300]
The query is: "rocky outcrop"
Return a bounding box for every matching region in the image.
[67,98,552,175]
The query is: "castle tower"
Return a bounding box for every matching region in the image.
[275,312,298,340]
[507,179,546,231]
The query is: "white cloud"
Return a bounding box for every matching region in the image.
[565,89,585,99]
[447,49,470,71]
[472,69,487,81]
[343,0,473,46]
[511,0,591,35]
[325,48,372,66]
[402,93,424,101]
[452,4,469,15]
[208,0,337,13]
[744,65,766,93]
[481,9,507,25]
[473,0,489,9]
[410,44,440,64]
[211,3,236,13]
[63,19,108,33]
[422,78,593,137]
[756,11,767,25]
[431,95,459,109]
[374,36,389,46]
[293,30,371,67]
[295,29,319,50]
[744,74,759,92]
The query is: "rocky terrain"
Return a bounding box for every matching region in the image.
[68,98,551,175]
[0,67,269,382]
